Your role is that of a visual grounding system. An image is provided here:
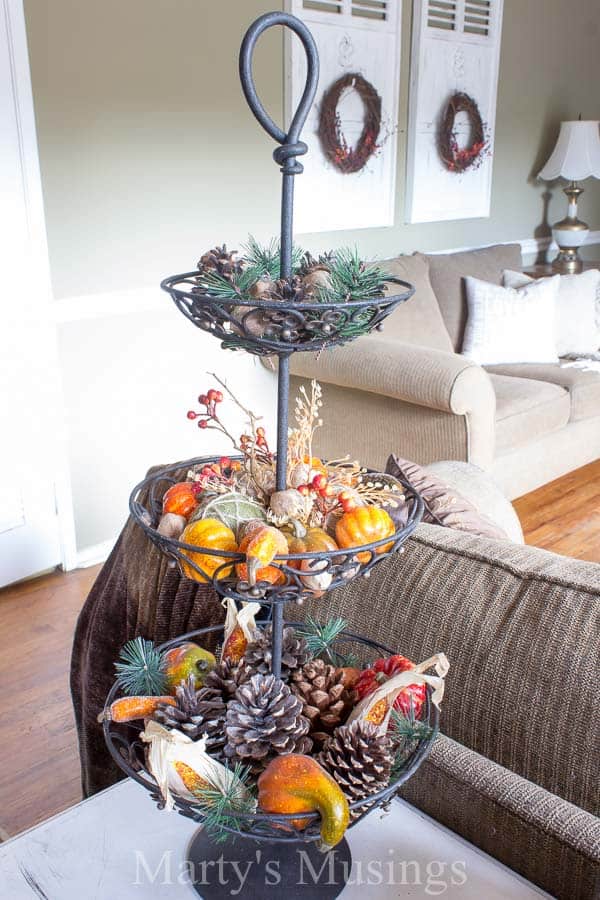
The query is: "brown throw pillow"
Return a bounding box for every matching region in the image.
[386,454,508,540]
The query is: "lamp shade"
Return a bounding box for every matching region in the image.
[538,120,600,181]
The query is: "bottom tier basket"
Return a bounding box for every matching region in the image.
[103,623,439,843]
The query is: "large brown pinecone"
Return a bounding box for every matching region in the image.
[243,626,311,682]
[291,659,354,746]
[224,673,312,766]
[154,675,225,748]
[318,720,393,808]
[197,244,243,281]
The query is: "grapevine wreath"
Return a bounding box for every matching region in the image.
[317,72,382,174]
[438,91,488,173]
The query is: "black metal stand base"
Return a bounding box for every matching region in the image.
[187,828,352,899]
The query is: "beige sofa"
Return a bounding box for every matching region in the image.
[289,244,600,499]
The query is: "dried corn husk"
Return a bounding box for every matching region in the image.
[221,598,261,663]
[348,653,449,734]
[141,720,255,811]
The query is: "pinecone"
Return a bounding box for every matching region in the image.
[291,659,354,746]
[318,720,393,808]
[224,673,312,766]
[204,657,252,701]
[197,244,243,281]
[154,674,226,748]
[272,275,308,303]
[243,626,311,681]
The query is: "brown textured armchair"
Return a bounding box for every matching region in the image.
[295,523,600,899]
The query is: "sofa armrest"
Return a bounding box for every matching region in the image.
[401,734,600,899]
[290,337,495,417]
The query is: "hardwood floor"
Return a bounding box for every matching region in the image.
[0,564,101,839]
[0,460,598,839]
[513,459,600,563]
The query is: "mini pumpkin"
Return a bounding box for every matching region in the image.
[162,482,199,519]
[179,518,237,583]
[286,525,338,595]
[335,506,395,564]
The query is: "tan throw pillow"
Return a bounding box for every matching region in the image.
[379,254,453,352]
[386,454,509,540]
[418,244,523,351]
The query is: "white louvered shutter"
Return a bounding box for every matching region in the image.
[406,0,504,223]
[285,0,402,232]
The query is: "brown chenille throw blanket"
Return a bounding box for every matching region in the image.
[70,465,225,797]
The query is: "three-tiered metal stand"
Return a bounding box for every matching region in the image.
[103,12,435,898]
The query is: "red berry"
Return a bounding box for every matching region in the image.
[187,411,197,420]
[297,484,311,496]
[214,391,223,403]
[220,457,231,469]
[199,394,208,405]
[207,389,217,402]
[198,420,208,429]
[321,484,335,498]
[312,474,328,491]
[256,427,265,437]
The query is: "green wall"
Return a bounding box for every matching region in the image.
[23,0,600,300]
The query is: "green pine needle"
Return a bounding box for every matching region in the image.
[389,707,434,779]
[114,637,167,696]
[243,236,305,280]
[298,616,356,667]
[189,763,257,843]
[320,247,389,304]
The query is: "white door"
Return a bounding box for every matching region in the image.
[0,0,71,586]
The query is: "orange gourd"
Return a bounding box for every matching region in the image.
[162,482,199,519]
[179,518,237,583]
[335,506,395,563]
[98,695,176,723]
[258,754,350,850]
[286,525,338,595]
[236,521,288,586]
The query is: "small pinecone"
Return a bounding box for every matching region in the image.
[197,244,243,281]
[319,720,393,808]
[224,673,312,766]
[243,626,311,681]
[298,251,334,277]
[154,675,226,748]
[272,275,307,303]
[204,657,252,701]
[291,659,354,746]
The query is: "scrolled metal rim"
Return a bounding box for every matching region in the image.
[103,623,439,842]
[160,272,414,312]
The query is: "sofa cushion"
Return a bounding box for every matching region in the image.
[380,254,453,352]
[417,244,523,351]
[487,362,600,423]
[489,373,570,453]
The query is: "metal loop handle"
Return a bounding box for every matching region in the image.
[239,11,319,174]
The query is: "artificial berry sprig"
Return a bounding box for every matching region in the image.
[191,456,242,493]
[240,426,273,466]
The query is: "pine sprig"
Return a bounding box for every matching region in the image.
[322,248,389,303]
[114,637,167,696]
[298,616,358,667]
[242,236,305,280]
[189,763,257,843]
[389,706,434,778]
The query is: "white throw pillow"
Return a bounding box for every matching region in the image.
[502,268,600,356]
[462,275,560,365]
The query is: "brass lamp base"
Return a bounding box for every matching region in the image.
[551,246,584,274]
[550,182,589,274]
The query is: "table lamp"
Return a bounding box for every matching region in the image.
[537,119,600,273]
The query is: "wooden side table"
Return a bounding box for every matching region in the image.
[523,261,600,278]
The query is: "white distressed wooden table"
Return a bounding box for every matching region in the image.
[0,779,551,899]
